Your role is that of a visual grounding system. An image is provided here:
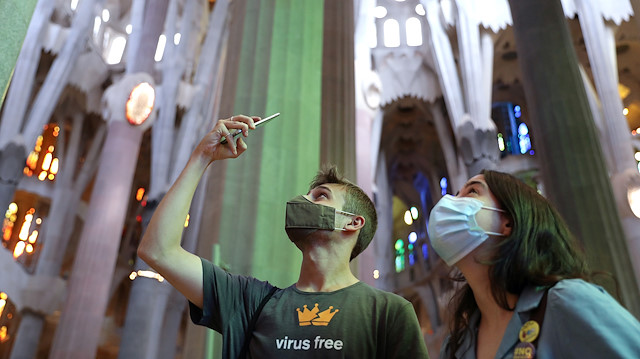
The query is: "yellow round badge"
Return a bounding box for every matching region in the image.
[518,320,540,343]
[518,321,540,343]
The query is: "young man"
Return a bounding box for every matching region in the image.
[138,115,429,358]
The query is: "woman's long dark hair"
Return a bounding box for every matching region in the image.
[446,170,591,358]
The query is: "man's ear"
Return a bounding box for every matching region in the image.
[345,215,365,232]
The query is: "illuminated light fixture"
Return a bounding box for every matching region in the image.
[70,0,79,11]
[410,207,419,220]
[42,153,52,171]
[497,133,505,151]
[2,228,12,241]
[102,9,110,22]
[408,231,417,243]
[374,6,387,18]
[395,239,404,251]
[50,158,59,174]
[623,107,629,116]
[184,214,190,228]
[26,151,38,170]
[155,34,167,62]
[93,16,101,37]
[629,187,640,218]
[395,239,405,272]
[373,269,380,279]
[415,4,426,16]
[136,187,145,201]
[126,24,132,34]
[28,230,38,244]
[26,244,34,253]
[0,292,6,317]
[19,213,34,241]
[129,270,165,282]
[8,203,17,214]
[0,326,7,343]
[48,174,55,181]
[38,171,47,181]
[126,82,155,126]
[619,83,630,99]
[36,218,42,225]
[13,241,26,258]
[106,36,127,65]
[404,210,413,225]
[174,33,181,45]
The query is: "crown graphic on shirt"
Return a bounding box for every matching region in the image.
[296,303,339,326]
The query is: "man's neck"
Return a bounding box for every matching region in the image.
[295,246,358,292]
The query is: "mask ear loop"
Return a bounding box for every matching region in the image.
[480,205,508,236]
[334,209,358,231]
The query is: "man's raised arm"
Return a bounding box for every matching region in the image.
[137,115,257,308]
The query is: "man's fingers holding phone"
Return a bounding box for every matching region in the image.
[219,115,260,145]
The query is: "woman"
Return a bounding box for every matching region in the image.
[427,170,640,359]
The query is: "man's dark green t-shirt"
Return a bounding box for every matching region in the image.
[189,258,430,358]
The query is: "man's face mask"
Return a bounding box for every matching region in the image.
[427,194,506,266]
[285,195,356,242]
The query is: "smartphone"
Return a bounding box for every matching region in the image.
[220,113,280,144]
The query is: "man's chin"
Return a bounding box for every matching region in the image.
[285,228,317,243]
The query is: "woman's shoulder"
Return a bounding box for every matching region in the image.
[549,278,606,297]
[540,280,640,357]
[546,278,626,316]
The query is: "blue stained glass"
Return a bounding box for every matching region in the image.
[440,177,448,196]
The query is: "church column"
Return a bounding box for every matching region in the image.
[200,0,325,287]
[573,0,640,285]
[0,0,54,218]
[373,152,394,291]
[354,0,378,284]
[0,0,55,146]
[48,1,170,357]
[118,0,205,356]
[422,0,468,190]
[1,0,104,270]
[320,0,356,181]
[453,0,499,175]
[508,0,640,316]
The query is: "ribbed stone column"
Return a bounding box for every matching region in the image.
[49,121,145,358]
[508,0,640,316]
[49,1,170,356]
[201,0,325,289]
[320,0,356,181]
